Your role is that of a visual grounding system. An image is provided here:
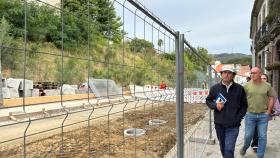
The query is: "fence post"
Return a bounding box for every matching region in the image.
[208,66,213,139]
[176,32,184,158]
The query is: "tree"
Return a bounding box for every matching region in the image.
[0,0,25,37]
[27,2,61,42]
[129,38,154,53]
[158,39,163,52]
[0,0,110,53]
[63,0,123,44]
[0,17,21,71]
[92,0,122,43]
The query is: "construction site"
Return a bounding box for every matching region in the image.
[3,0,280,158]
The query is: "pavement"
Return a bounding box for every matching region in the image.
[201,116,280,158]
[165,112,280,158]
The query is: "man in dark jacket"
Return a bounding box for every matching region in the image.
[206,66,248,158]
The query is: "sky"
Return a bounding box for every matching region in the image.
[47,0,254,54]
[128,0,255,54]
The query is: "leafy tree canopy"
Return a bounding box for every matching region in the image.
[129,38,154,53]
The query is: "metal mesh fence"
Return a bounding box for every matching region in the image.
[0,0,219,157]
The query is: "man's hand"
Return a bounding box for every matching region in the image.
[265,110,272,115]
[216,101,224,111]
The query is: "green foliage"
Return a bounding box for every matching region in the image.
[162,53,175,61]
[0,0,61,43]
[226,57,251,65]
[0,0,122,52]
[213,53,252,65]
[64,0,123,44]
[0,0,214,88]
[129,38,154,53]
[182,47,214,82]
[54,58,85,84]
[157,39,163,51]
[0,0,25,37]
[185,47,213,72]
[93,0,122,43]
[196,47,212,71]
[0,17,21,71]
[132,69,145,85]
[0,17,12,47]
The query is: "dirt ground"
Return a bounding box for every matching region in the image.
[0,103,208,158]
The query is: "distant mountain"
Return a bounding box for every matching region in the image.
[212,53,252,65]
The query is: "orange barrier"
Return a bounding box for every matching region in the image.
[3,91,131,107]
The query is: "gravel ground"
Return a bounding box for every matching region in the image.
[0,103,207,158]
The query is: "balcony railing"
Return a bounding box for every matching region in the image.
[254,22,270,51]
[254,22,269,43]
[269,15,280,35]
[254,15,280,52]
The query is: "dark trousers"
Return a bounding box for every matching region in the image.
[251,126,258,147]
[215,124,239,158]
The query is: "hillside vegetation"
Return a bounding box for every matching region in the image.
[212,53,252,65]
[0,0,212,87]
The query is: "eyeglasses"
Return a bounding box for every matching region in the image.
[250,72,258,74]
[261,78,267,80]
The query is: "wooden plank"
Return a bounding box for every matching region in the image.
[3,94,95,107]
[3,91,131,107]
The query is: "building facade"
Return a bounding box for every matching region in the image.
[250,0,280,97]
[211,61,250,85]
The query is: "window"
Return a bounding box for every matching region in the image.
[262,4,266,23]
[258,14,261,29]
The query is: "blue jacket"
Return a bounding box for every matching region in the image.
[206,82,248,128]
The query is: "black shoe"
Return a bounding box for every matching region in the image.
[252,146,258,153]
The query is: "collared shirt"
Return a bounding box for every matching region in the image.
[221,81,233,93]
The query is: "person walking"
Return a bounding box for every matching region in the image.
[206,66,248,158]
[240,67,274,158]
[250,73,279,152]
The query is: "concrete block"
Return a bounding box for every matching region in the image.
[25,89,33,97]
[69,85,78,89]
[75,89,88,94]
[8,88,19,98]
[45,89,60,96]
[18,79,33,90]
[32,89,39,97]
[6,78,21,89]
[61,84,76,95]
[2,87,11,99]
[18,89,32,97]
